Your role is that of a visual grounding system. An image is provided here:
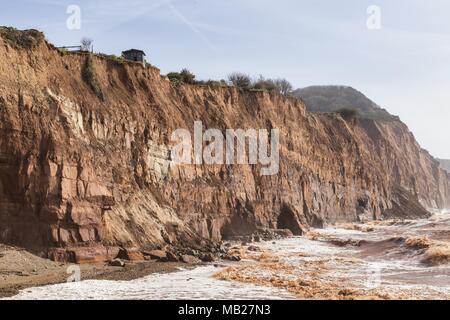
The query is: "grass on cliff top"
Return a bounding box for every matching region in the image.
[0,27,44,49]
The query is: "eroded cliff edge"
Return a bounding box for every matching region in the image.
[1,31,449,262]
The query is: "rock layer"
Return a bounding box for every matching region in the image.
[0,31,449,261]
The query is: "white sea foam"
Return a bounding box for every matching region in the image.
[5,266,295,300]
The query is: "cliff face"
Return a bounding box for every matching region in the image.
[1,31,449,261]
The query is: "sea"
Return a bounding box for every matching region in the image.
[6,211,450,300]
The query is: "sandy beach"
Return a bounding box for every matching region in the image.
[0,244,186,299]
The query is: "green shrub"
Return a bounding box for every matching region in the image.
[166,72,180,80]
[0,27,44,49]
[97,53,125,64]
[205,80,222,87]
[180,68,196,84]
[253,76,277,92]
[166,69,196,85]
[57,47,68,55]
[252,76,293,96]
[110,55,124,64]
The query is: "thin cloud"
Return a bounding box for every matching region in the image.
[166,2,217,52]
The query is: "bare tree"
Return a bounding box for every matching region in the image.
[81,37,93,52]
[228,72,251,89]
[253,75,277,91]
[274,79,293,96]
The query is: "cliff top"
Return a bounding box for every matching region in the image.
[0,26,44,49]
[0,27,399,123]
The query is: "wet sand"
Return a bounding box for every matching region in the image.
[0,245,185,299]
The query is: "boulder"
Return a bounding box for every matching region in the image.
[224,255,241,262]
[218,244,227,253]
[200,253,217,262]
[143,250,167,261]
[127,250,144,261]
[248,245,261,252]
[117,247,145,261]
[186,249,199,257]
[166,251,179,262]
[108,259,125,267]
[273,229,294,238]
[181,255,201,264]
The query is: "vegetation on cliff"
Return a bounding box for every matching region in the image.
[166,68,197,85]
[227,72,293,96]
[0,27,44,49]
[82,54,104,100]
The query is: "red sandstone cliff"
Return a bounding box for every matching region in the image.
[0,30,449,262]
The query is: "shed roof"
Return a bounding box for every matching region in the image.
[122,49,146,56]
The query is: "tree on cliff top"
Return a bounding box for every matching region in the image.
[81,37,93,52]
[180,68,196,84]
[274,79,293,96]
[253,75,277,92]
[166,68,196,85]
[250,76,293,96]
[228,72,251,89]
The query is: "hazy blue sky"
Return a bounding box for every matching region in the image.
[2,0,449,158]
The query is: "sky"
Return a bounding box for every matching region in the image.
[1,0,449,158]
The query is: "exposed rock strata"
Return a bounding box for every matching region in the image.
[0,30,449,262]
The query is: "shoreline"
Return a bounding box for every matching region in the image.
[0,231,292,299]
[0,246,189,299]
